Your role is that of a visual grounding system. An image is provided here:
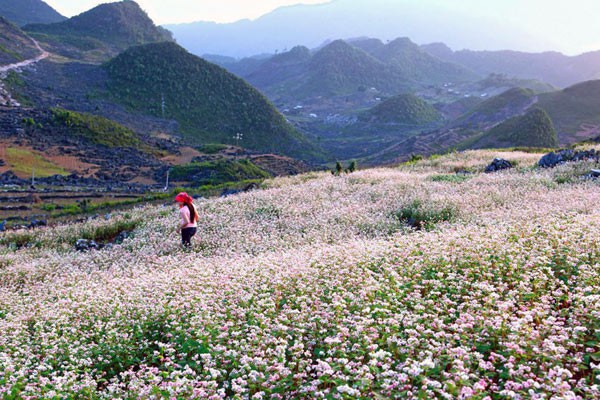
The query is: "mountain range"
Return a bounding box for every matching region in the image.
[218,37,478,104]
[422,43,600,88]
[164,0,543,59]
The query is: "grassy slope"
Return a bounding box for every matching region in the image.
[50,108,144,148]
[5,147,67,177]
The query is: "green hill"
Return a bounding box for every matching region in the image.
[477,73,557,94]
[468,107,558,149]
[244,40,413,99]
[245,46,311,89]
[104,42,324,160]
[0,17,41,64]
[457,87,537,125]
[360,93,442,124]
[537,80,600,143]
[299,40,410,97]
[0,0,65,27]
[370,37,478,84]
[24,0,173,61]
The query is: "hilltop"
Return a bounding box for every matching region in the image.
[0,0,65,27]
[231,38,478,102]
[105,42,323,160]
[24,0,173,62]
[454,87,537,127]
[537,80,600,143]
[366,37,477,84]
[244,40,410,101]
[360,93,442,124]
[466,107,558,149]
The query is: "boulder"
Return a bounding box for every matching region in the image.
[485,158,513,173]
[114,231,130,244]
[28,219,47,229]
[538,148,599,168]
[75,239,100,252]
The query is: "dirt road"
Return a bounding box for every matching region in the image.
[0,37,49,106]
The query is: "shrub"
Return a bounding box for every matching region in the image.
[198,143,228,154]
[395,199,458,230]
[429,174,471,184]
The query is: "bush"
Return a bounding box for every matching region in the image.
[395,199,458,230]
[78,219,140,243]
[429,174,471,184]
[198,143,228,154]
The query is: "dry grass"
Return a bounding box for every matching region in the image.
[5,147,68,178]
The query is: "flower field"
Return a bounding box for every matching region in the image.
[1,149,599,399]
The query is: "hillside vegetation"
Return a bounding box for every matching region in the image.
[50,108,143,148]
[538,80,600,141]
[1,149,599,397]
[105,41,324,161]
[361,93,442,124]
[0,0,65,27]
[467,107,558,149]
[24,0,173,61]
[369,37,477,84]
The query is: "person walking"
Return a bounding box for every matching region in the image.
[175,192,198,248]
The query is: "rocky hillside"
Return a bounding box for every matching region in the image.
[0,0,65,27]
[0,17,41,65]
[24,0,173,62]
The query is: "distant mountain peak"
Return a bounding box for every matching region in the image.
[0,0,65,27]
[24,0,173,60]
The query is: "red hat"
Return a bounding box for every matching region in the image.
[175,192,189,203]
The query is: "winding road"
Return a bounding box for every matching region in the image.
[0,37,50,106]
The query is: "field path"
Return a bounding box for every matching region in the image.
[0,37,49,106]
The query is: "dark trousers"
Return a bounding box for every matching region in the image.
[181,227,197,247]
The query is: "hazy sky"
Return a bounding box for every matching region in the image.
[43,0,330,24]
[42,0,600,55]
